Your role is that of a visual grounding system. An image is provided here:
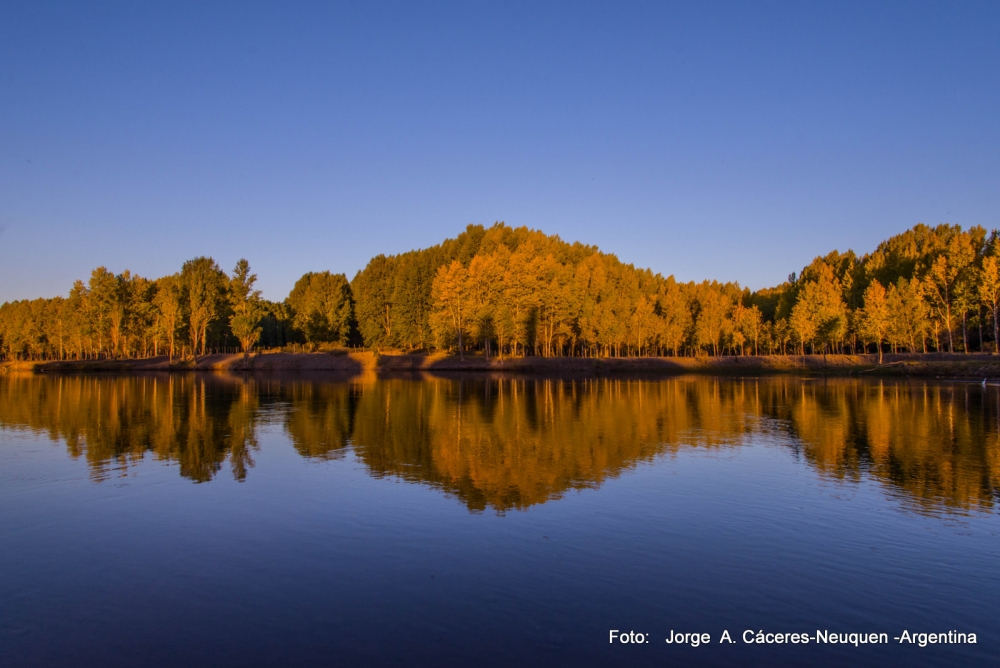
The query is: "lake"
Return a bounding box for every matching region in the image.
[1,373,997,667]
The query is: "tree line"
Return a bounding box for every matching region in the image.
[2,222,1000,361]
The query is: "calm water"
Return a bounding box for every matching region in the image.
[1,374,998,667]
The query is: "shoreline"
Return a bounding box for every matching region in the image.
[3,351,1000,379]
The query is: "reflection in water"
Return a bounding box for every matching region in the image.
[1,374,998,514]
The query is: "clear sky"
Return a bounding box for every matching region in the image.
[2,1,997,303]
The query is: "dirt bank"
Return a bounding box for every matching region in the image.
[4,351,1000,379]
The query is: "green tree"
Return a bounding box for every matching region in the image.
[352,254,397,349]
[286,271,353,345]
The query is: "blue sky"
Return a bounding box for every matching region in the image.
[2,1,997,302]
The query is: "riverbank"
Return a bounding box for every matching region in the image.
[3,351,1000,378]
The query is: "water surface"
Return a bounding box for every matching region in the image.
[2,374,997,666]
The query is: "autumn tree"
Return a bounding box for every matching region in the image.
[430,261,470,358]
[466,253,504,358]
[979,244,1000,353]
[732,302,764,356]
[181,257,227,358]
[859,281,890,363]
[886,278,929,353]
[154,274,185,362]
[87,267,117,357]
[922,232,977,352]
[229,259,264,367]
[789,264,847,354]
[692,283,732,356]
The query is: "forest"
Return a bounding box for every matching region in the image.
[2,222,999,361]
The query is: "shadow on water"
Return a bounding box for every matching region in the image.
[1,373,998,515]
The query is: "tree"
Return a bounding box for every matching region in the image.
[859,281,890,363]
[693,283,732,356]
[392,254,433,350]
[286,271,354,345]
[352,254,397,349]
[430,260,470,358]
[229,259,264,367]
[629,295,656,356]
[886,278,929,353]
[979,251,1000,354]
[153,275,185,362]
[87,267,117,357]
[65,280,90,359]
[181,257,227,358]
[789,265,847,354]
[923,233,977,352]
[733,303,764,356]
[466,253,504,358]
[503,245,542,357]
[655,277,691,357]
[537,258,575,357]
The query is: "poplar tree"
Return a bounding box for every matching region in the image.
[430,261,470,358]
[181,257,227,358]
[286,271,353,345]
[979,249,1000,354]
[154,274,185,362]
[860,281,890,363]
[229,259,264,367]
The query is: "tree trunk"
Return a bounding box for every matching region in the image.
[978,308,983,353]
[946,306,954,352]
[995,306,999,355]
[962,311,968,353]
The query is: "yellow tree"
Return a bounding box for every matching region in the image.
[789,265,847,354]
[431,260,470,358]
[181,257,227,358]
[630,295,656,356]
[655,277,691,357]
[466,253,504,358]
[923,233,976,352]
[789,300,817,354]
[886,278,928,353]
[229,259,264,368]
[732,303,763,355]
[87,267,116,357]
[574,254,607,357]
[859,281,890,363]
[979,252,1000,353]
[536,257,574,357]
[692,283,731,356]
[154,274,185,362]
[502,246,542,357]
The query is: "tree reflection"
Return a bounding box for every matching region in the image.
[0,374,997,514]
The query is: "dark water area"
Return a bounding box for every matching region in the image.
[1,374,998,667]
